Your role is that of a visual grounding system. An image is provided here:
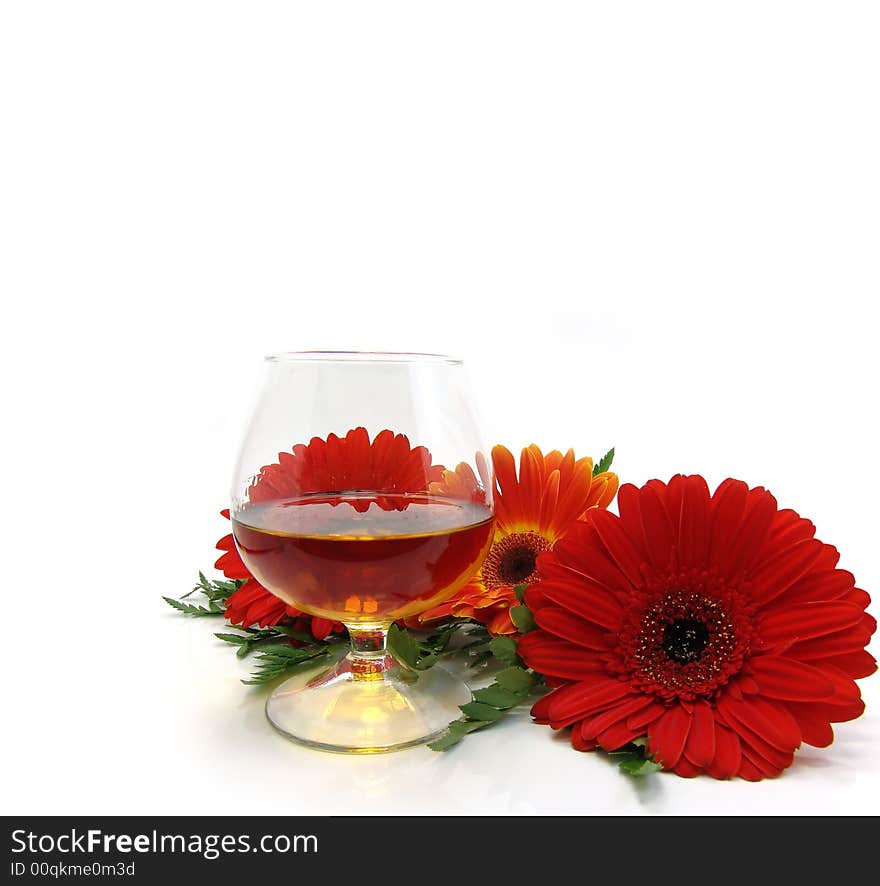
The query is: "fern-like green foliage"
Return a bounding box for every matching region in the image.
[242,643,342,685]
[593,446,615,476]
[428,610,543,752]
[162,573,246,616]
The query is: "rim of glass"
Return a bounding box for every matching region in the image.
[264,350,462,365]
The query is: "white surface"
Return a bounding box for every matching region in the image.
[1,2,878,815]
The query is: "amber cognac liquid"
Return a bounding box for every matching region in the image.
[232,492,494,623]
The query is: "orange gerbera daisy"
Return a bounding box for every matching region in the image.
[418,444,619,634]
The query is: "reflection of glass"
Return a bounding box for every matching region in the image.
[231,353,494,753]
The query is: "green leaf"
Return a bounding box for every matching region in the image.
[214,633,249,645]
[255,643,321,659]
[242,643,335,685]
[619,757,663,777]
[427,720,490,751]
[593,447,615,476]
[271,624,317,644]
[429,673,544,752]
[494,666,536,692]
[459,701,506,721]
[608,735,662,777]
[447,719,490,736]
[387,624,445,670]
[387,624,422,669]
[509,605,536,634]
[488,636,519,665]
[513,583,528,604]
[162,596,224,617]
[167,573,245,614]
[472,685,522,708]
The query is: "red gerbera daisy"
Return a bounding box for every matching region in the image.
[219,427,449,636]
[519,475,876,780]
[215,510,341,641]
[248,426,445,509]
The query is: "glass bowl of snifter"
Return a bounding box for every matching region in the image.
[230,352,495,753]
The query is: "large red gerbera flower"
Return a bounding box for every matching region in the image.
[215,510,341,641]
[519,475,876,780]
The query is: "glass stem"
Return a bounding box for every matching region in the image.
[345,623,392,681]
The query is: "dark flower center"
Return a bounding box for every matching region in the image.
[625,589,748,701]
[482,530,552,589]
[662,618,710,664]
[500,546,539,584]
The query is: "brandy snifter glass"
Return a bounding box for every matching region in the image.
[230,351,494,753]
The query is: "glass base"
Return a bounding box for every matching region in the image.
[265,653,471,754]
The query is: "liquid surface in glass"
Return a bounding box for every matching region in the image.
[232,492,494,622]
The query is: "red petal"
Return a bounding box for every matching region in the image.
[214,550,251,580]
[216,532,235,551]
[709,480,749,568]
[647,705,692,768]
[227,580,267,605]
[748,655,836,701]
[719,486,778,576]
[532,605,614,650]
[786,624,875,660]
[816,664,862,705]
[615,483,645,549]
[707,723,742,780]
[765,556,854,608]
[737,755,766,781]
[790,711,834,748]
[537,565,625,629]
[676,475,711,569]
[759,601,864,647]
[683,700,716,768]
[717,695,801,752]
[733,720,798,772]
[245,594,288,627]
[310,617,334,640]
[841,586,870,608]
[749,539,825,606]
[517,633,608,681]
[626,702,666,731]
[531,690,557,724]
[581,695,656,742]
[550,536,633,598]
[545,678,634,728]
[817,650,877,679]
[597,720,646,752]
[571,727,598,752]
[763,508,815,552]
[740,746,789,779]
[736,675,760,695]
[787,697,865,725]
[638,483,675,571]
[672,758,702,778]
[589,509,645,586]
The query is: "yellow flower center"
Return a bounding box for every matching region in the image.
[482,530,552,589]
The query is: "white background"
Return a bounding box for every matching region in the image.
[1,2,878,815]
